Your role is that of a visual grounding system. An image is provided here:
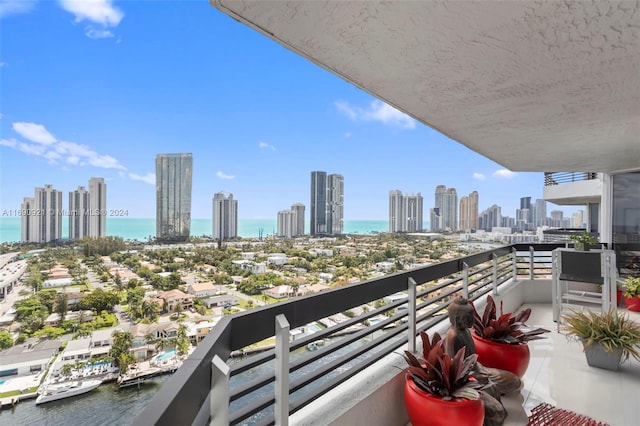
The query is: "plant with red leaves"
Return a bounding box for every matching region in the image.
[403,331,482,400]
[470,295,549,344]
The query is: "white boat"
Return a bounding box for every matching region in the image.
[35,379,102,405]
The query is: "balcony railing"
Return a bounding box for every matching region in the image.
[544,172,598,186]
[134,243,566,426]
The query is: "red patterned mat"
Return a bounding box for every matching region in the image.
[526,403,609,426]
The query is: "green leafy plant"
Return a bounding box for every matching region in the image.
[562,308,640,363]
[470,295,549,344]
[403,331,482,401]
[623,276,640,298]
[569,231,598,245]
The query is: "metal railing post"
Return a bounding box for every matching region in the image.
[492,254,499,295]
[462,262,469,299]
[408,277,417,353]
[529,246,535,280]
[209,355,230,426]
[511,248,517,287]
[275,314,290,426]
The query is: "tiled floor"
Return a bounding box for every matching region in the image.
[502,303,640,426]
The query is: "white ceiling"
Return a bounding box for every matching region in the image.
[212,1,640,173]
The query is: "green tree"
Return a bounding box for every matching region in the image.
[0,331,13,349]
[55,292,69,321]
[110,330,134,371]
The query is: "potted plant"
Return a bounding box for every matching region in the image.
[623,276,640,312]
[562,308,640,370]
[403,331,484,426]
[569,230,598,251]
[469,295,549,377]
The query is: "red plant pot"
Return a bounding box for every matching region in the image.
[625,296,640,312]
[404,378,484,426]
[471,333,530,377]
[617,290,624,307]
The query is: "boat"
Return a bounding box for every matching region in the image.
[117,367,161,388]
[35,379,102,405]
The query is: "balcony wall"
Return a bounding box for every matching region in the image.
[543,174,602,206]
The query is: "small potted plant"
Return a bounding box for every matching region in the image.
[569,230,598,251]
[623,276,640,312]
[562,308,640,370]
[403,331,484,426]
[469,296,549,377]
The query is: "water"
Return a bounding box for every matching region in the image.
[0,218,422,243]
[0,375,171,426]
[153,349,176,362]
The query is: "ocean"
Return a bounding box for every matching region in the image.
[0,218,430,244]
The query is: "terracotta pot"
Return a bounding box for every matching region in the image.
[471,333,530,377]
[625,296,640,312]
[404,377,484,426]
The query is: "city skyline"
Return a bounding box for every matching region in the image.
[1,1,580,223]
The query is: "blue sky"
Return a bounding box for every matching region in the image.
[0,0,578,221]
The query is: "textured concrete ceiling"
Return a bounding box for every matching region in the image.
[212,1,640,173]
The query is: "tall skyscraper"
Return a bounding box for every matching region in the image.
[88,177,107,237]
[310,171,344,235]
[310,171,327,235]
[459,191,479,231]
[21,184,63,243]
[520,196,532,225]
[431,185,447,232]
[212,192,238,240]
[277,210,296,238]
[533,199,547,227]
[156,153,193,241]
[69,186,90,240]
[291,203,305,236]
[327,173,344,235]
[479,204,502,231]
[433,185,458,232]
[389,190,423,232]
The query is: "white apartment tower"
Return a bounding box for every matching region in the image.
[291,203,305,236]
[212,192,238,240]
[389,190,423,232]
[277,210,296,238]
[21,184,63,243]
[88,177,107,237]
[69,186,90,240]
[310,171,343,236]
[156,153,193,241]
[432,185,457,232]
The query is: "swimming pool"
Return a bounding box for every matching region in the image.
[0,379,6,385]
[154,348,176,362]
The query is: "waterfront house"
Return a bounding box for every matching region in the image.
[0,339,59,377]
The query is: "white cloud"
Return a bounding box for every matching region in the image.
[129,172,155,185]
[0,138,17,148]
[473,172,486,180]
[13,122,57,145]
[5,120,127,171]
[0,0,37,19]
[85,26,114,39]
[58,0,123,27]
[216,171,235,180]
[335,100,416,129]
[493,169,517,179]
[258,141,275,151]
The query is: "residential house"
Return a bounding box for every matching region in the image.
[186,282,218,298]
[157,289,194,312]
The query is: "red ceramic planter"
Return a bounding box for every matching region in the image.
[471,333,530,377]
[625,296,640,312]
[404,378,484,426]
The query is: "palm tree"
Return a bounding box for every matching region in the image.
[61,363,73,379]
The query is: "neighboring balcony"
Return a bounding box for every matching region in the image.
[134,243,637,426]
[543,172,601,206]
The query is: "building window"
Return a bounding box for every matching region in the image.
[613,172,640,244]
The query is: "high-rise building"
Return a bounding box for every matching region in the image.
[156,153,193,241]
[20,197,36,243]
[432,185,457,232]
[277,210,295,238]
[389,190,423,232]
[310,171,343,235]
[21,184,63,243]
[459,191,478,231]
[430,207,441,232]
[478,204,502,231]
[431,185,447,232]
[520,196,533,226]
[69,186,90,240]
[291,203,305,236]
[533,199,547,227]
[88,177,107,237]
[310,171,327,235]
[212,192,238,240]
